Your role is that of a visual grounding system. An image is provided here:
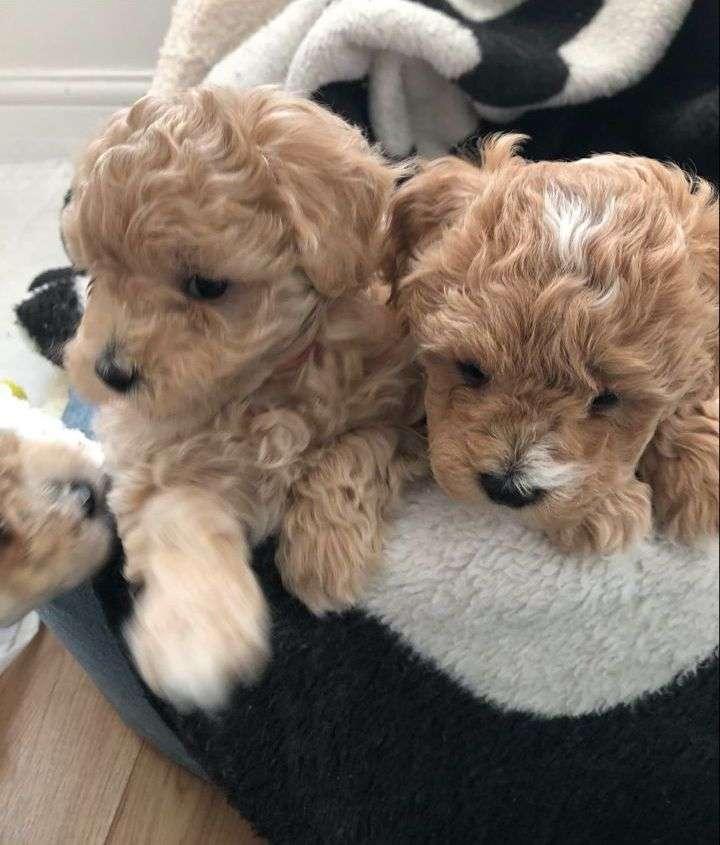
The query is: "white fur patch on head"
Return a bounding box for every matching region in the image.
[517,441,581,493]
[544,186,614,273]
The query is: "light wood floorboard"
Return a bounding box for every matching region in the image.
[0,626,262,844]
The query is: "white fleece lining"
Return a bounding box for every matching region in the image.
[364,482,718,717]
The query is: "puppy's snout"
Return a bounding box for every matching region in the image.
[68,481,97,518]
[95,347,136,393]
[478,472,545,509]
[51,479,105,519]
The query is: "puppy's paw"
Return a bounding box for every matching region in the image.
[279,550,372,616]
[652,475,719,544]
[125,573,270,712]
[547,479,653,555]
[278,488,381,616]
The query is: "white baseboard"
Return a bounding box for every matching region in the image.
[0,69,153,162]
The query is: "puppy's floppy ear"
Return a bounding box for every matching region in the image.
[674,171,718,395]
[250,91,395,298]
[382,156,483,290]
[382,134,527,296]
[639,158,719,305]
[690,180,719,392]
[607,157,718,397]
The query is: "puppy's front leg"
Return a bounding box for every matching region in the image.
[122,486,269,710]
[638,393,719,543]
[277,427,421,614]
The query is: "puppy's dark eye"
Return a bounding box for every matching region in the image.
[457,361,488,388]
[590,390,620,412]
[184,275,229,300]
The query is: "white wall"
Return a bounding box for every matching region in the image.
[1,0,174,70]
[0,0,175,161]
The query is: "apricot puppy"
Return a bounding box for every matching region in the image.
[1,388,112,625]
[385,136,718,554]
[62,87,424,709]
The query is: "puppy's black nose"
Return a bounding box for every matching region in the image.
[478,472,544,509]
[95,349,136,393]
[69,481,97,518]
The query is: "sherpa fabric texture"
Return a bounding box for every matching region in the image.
[14,290,720,843]
[151,0,292,96]
[204,0,718,183]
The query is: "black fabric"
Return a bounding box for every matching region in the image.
[436,0,605,107]
[316,0,719,184]
[90,545,718,845]
[315,79,377,146]
[15,266,83,365]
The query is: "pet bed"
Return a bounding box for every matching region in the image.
[16,1,720,841]
[31,387,720,843]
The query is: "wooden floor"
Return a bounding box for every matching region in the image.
[0,625,263,844]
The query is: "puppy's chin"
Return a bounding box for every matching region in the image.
[429,458,484,505]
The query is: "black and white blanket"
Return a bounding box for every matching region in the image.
[95,522,718,844]
[209,0,718,182]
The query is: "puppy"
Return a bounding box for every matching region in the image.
[1,386,112,626]
[61,86,425,709]
[385,136,718,554]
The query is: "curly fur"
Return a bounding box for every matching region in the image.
[385,137,718,554]
[0,391,112,625]
[62,86,425,709]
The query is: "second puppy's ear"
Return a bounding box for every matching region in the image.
[382,157,483,290]
[383,134,527,293]
[656,163,720,397]
[686,178,719,393]
[633,159,719,400]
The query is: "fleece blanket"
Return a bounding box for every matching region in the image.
[202,0,718,182]
[14,274,720,843]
